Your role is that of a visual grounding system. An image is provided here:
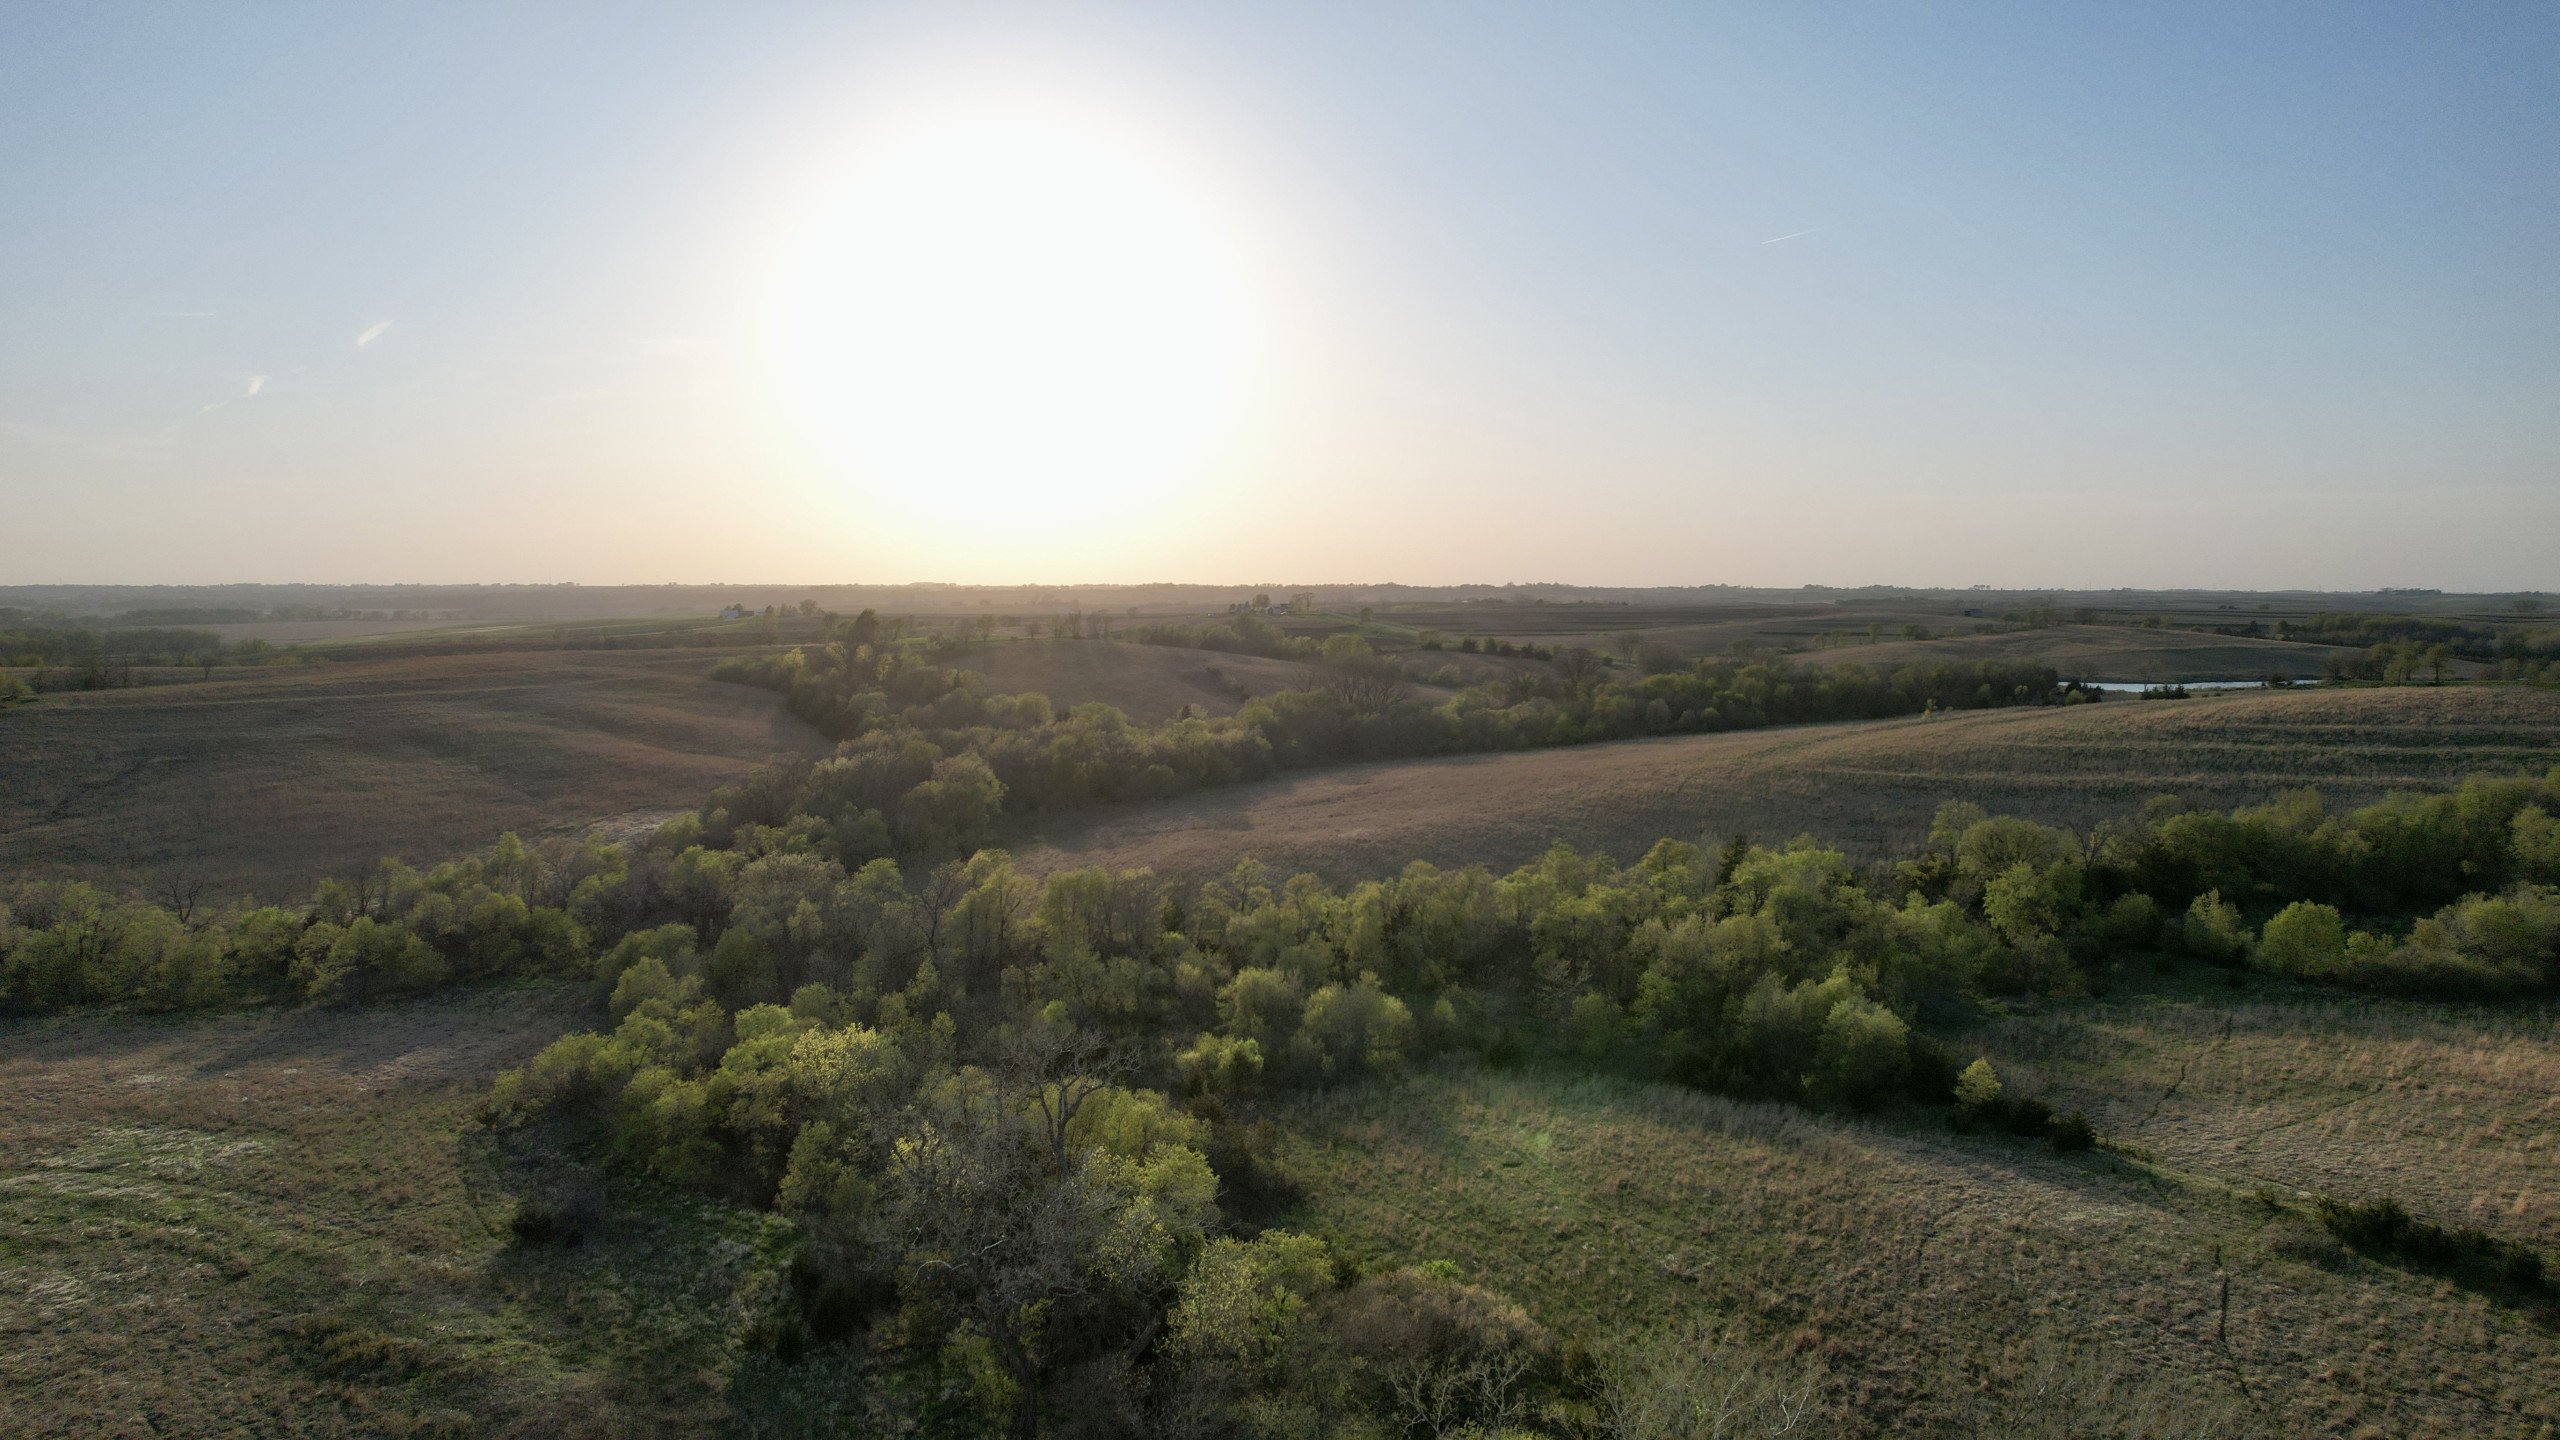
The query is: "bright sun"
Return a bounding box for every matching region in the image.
[762,92,1261,556]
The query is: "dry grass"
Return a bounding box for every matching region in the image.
[0,987,825,1437]
[1806,623,2342,682]
[1270,1060,2560,1437]
[957,638,1319,720]
[0,649,827,898]
[1960,983,2560,1251]
[1014,684,2560,882]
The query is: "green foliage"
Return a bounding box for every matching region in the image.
[712,623,2074,852]
[1954,1057,2004,1110]
[2255,901,2348,980]
[2178,890,2252,965]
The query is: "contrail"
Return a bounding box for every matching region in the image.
[1760,226,1831,246]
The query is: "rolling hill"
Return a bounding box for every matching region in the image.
[1011,685,2560,881]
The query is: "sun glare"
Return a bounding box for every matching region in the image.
[762,92,1261,558]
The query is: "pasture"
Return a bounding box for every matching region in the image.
[0,649,827,897]
[1268,1047,2559,1437]
[0,987,872,1438]
[1014,684,2560,882]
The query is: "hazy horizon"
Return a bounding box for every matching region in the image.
[7,4,2557,590]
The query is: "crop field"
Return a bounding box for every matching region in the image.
[954,638,1320,720]
[1266,1052,2560,1438]
[0,649,827,897]
[1014,684,2560,881]
[0,987,874,1439]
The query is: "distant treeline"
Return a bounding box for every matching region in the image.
[708,609,2084,853]
[0,611,812,690]
[0,624,227,669]
[0,603,443,629]
[2228,612,2560,684]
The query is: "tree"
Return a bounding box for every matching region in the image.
[2257,901,2347,979]
[1318,635,1404,713]
[877,1081,1215,1436]
[1555,646,1607,692]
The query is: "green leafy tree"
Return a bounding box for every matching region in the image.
[2257,901,2348,979]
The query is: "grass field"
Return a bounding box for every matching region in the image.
[0,988,923,1439]
[1013,685,2560,882]
[1805,623,2347,682]
[1266,1046,2560,1437]
[0,649,827,898]
[955,638,1320,720]
[1361,604,2356,681]
[1960,984,2560,1251]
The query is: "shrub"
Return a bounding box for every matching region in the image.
[2256,901,2347,980]
[1316,1266,1554,1435]
[2048,1109,2096,1152]
[296,918,447,1002]
[2179,890,2251,964]
[2316,1193,2553,1298]
[1953,1057,2003,1111]
[1999,1094,2054,1139]
[1812,995,1911,1108]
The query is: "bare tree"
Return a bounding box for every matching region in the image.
[1592,1324,1822,1439]
[152,873,210,926]
[1555,646,1608,693]
[997,1017,1129,1175]
[1388,1346,1538,1439]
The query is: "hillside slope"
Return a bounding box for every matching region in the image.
[957,639,1318,719]
[1012,686,2560,881]
[0,650,827,896]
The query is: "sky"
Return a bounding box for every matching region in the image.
[3,2,2556,589]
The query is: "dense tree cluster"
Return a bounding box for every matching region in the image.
[0,622,227,677]
[0,834,592,1011]
[460,768,2559,1432]
[10,739,2560,1431]
[2274,611,2560,664]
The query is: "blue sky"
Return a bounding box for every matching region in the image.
[4,3,2554,587]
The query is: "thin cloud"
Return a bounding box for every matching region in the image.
[1759,225,1833,246]
[355,319,393,347]
[198,374,270,415]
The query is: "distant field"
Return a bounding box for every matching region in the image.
[0,988,869,1438]
[956,638,1318,720]
[1806,622,2357,682]
[0,650,827,897]
[1270,1052,2559,1438]
[1014,685,2560,881]
[198,617,497,645]
[1375,609,2353,680]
